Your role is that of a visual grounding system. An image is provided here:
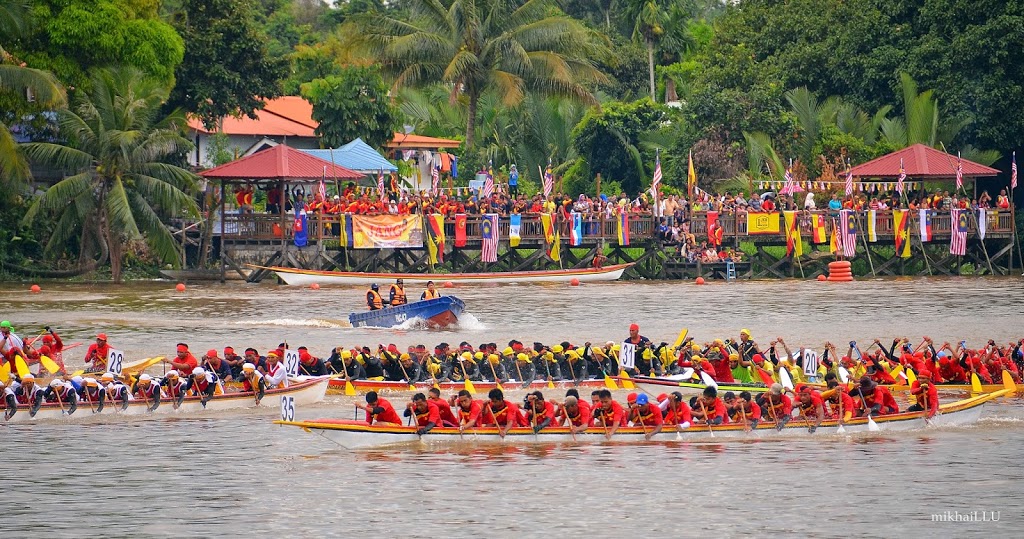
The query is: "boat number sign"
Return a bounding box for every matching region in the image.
[395,313,407,323]
[107,349,125,375]
[284,350,300,377]
[280,395,295,422]
[619,342,636,369]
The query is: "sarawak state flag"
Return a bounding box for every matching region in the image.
[454,214,467,247]
[617,212,630,246]
[893,209,911,258]
[783,210,802,257]
[541,213,555,244]
[812,215,827,244]
[570,212,582,246]
[424,214,445,264]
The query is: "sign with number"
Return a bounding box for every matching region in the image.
[284,349,300,377]
[619,342,637,369]
[280,395,295,421]
[802,350,819,377]
[107,349,125,375]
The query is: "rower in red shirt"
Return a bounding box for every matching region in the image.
[821,373,854,421]
[404,393,441,435]
[628,393,662,440]
[909,370,939,418]
[691,386,727,425]
[83,333,112,372]
[593,389,626,439]
[481,388,520,437]
[428,388,458,427]
[356,391,402,425]
[854,377,898,417]
[795,386,825,433]
[525,391,556,433]
[757,384,793,428]
[724,391,761,430]
[556,396,593,434]
[662,392,693,429]
[451,389,483,431]
[164,343,198,376]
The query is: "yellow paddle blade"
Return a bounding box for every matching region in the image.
[619,371,635,390]
[0,361,9,383]
[889,365,905,385]
[495,381,503,391]
[408,383,416,391]
[14,355,30,377]
[71,369,85,377]
[1002,370,1017,393]
[604,374,619,390]
[672,328,689,350]
[39,355,60,374]
[905,368,917,386]
[547,377,554,389]
[464,378,476,395]
[344,380,356,396]
[971,373,983,393]
[123,356,165,375]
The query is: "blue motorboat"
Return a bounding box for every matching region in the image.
[349,296,466,328]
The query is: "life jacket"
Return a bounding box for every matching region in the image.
[367,290,383,310]
[423,288,441,300]
[389,285,406,306]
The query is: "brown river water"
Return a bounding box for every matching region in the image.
[3,277,1024,537]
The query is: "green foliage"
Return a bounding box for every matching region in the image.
[301,65,398,150]
[167,0,288,130]
[571,98,666,195]
[206,132,236,166]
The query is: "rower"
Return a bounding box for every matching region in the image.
[44,378,78,415]
[593,389,626,439]
[366,284,384,310]
[421,280,441,301]
[298,347,328,376]
[737,329,760,364]
[334,349,366,380]
[691,386,726,426]
[240,363,267,404]
[78,377,106,411]
[262,351,288,388]
[101,372,130,410]
[427,388,458,427]
[223,347,246,378]
[202,349,233,382]
[389,278,407,306]
[356,391,402,425]
[131,373,161,411]
[83,333,111,372]
[452,389,483,431]
[629,393,663,440]
[0,321,25,364]
[556,395,593,434]
[14,373,44,416]
[513,353,536,383]
[35,326,65,374]
[482,388,521,437]
[663,392,693,430]
[0,380,16,420]
[525,391,556,433]
[164,343,198,376]
[399,353,423,383]
[908,370,939,418]
[757,384,792,428]
[159,370,187,406]
[482,354,506,383]
[795,386,825,433]
[404,392,441,435]
[820,374,854,421]
[184,367,222,406]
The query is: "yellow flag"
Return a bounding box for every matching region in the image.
[549,231,561,261]
[829,222,838,254]
[687,150,697,195]
[783,210,802,257]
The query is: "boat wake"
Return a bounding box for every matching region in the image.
[358,312,487,332]
[233,318,350,329]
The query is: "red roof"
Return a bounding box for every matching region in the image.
[387,132,461,149]
[849,143,1000,179]
[262,96,316,129]
[199,144,362,181]
[187,96,317,137]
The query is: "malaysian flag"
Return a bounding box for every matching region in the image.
[781,165,795,195]
[376,169,385,200]
[481,213,498,262]
[1012,151,1017,189]
[844,161,853,196]
[481,160,494,199]
[950,208,967,256]
[649,151,662,198]
[840,209,857,257]
[955,152,963,190]
[319,166,327,201]
[431,165,440,196]
[896,158,906,194]
[543,160,553,198]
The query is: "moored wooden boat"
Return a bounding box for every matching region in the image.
[2,377,329,423]
[256,263,634,286]
[275,389,1009,449]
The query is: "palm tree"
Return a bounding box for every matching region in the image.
[356,0,610,147]
[0,2,65,186]
[21,67,199,282]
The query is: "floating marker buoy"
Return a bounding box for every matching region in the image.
[695,277,705,285]
[310,283,320,290]
[30,284,40,293]
[175,283,186,292]
[570,278,580,286]
[443,281,454,288]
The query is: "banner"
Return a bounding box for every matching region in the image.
[977,209,987,240]
[783,211,802,257]
[707,211,722,246]
[481,213,498,263]
[339,214,353,249]
[548,230,560,262]
[919,209,933,242]
[867,210,877,242]
[840,209,856,257]
[570,212,582,246]
[351,215,423,249]
[509,214,521,247]
[812,215,827,244]
[617,212,630,246]
[454,214,467,247]
[424,214,445,264]
[893,209,911,258]
[747,212,781,235]
[541,213,555,244]
[293,208,308,247]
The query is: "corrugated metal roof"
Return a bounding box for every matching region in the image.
[199,144,362,181]
[849,143,1000,179]
[301,138,397,173]
[386,132,461,149]
[187,107,316,137]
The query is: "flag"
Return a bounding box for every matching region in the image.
[829,219,839,254]
[451,155,458,179]
[424,214,445,264]
[950,208,967,256]
[955,152,963,190]
[340,214,353,248]
[896,159,906,194]
[746,212,782,234]
[548,230,561,262]
[844,162,853,196]
[617,212,630,246]
[687,150,697,196]
[919,209,932,242]
[541,213,555,244]
[978,209,987,240]
[707,211,721,246]
[509,214,521,247]
[867,209,877,242]
[318,167,327,201]
[570,212,582,246]
[893,209,911,258]
[454,214,467,247]
[431,165,440,195]
[812,214,827,243]
[781,166,795,195]
[1012,151,1018,189]
[482,160,494,198]
[650,151,662,199]
[543,161,554,198]
[480,213,498,262]
[840,209,856,256]
[293,207,308,247]
[783,210,802,257]
[377,169,385,200]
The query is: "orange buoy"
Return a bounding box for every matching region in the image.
[310,283,320,290]
[570,278,580,286]
[826,261,854,282]
[443,281,454,288]
[30,284,41,293]
[695,277,705,285]
[175,283,186,292]
[816,274,827,281]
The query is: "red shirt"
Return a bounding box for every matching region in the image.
[629,404,663,426]
[938,360,967,383]
[910,381,939,417]
[173,353,199,376]
[412,401,442,427]
[366,398,402,425]
[596,400,627,427]
[85,342,111,368]
[697,397,727,423]
[664,402,693,425]
[728,401,761,423]
[826,390,855,419]
[558,400,593,427]
[457,400,483,426]
[708,355,734,383]
[526,400,556,426]
[483,400,521,427]
[797,392,825,419]
[430,397,459,426]
[763,394,792,421]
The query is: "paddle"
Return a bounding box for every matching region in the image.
[633,403,649,440]
[459,360,475,395]
[565,357,577,387]
[740,401,750,433]
[970,372,983,393]
[889,364,906,386]
[513,359,530,389]
[618,370,635,390]
[836,389,846,434]
[39,355,60,374]
[398,361,416,391]
[699,370,718,389]
[0,361,9,383]
[778,365,794,391]
[698,399,714,437]
[14,355,30,378]
[488,362,503,391]
[1002,370,1018,394]
[906,368,917,386]
[542,354,555,389]
[672,328,690,351]
[856,387,880,432]
[53,385,69,416]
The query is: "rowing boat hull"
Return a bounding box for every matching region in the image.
[259,263,633,286]
[327,377,609,394]
[1,377,329,423]
[628,376,1022,396]
[276,389,1007,449]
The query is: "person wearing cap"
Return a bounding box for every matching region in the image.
[42,377,78,414]
[131,374,161,411]
[366,284,384,310]
[404,392,441,435]
[334,348,367,380]
[31,326,65,374]
[159,371,188,407]
[819,373,854,422]
[202,349,234,382]
[356,391,402,425]
[795,386,825,433]
[101,372,131,410]
[524,391,556,433]
[427,387,458,427]
[663,392,692,430]
[512,352,536,382]
[481,388,522,437]
[82,333,112,372]
[593,389,626,439]
[0,321,25,363]
[262,351,289,389]
[389,278,407,306]
[0,379,17,420]
[421,280,441,301]
[556,395,593,433]
[76,376,106,411]
[854,376,899,417]
[737,329,760,364]
[164,343,198,376]
[691,386,727,426]
[183,367,222,406]
[481,353,506,384]
[239,363,268,404]
[628,393,663,440]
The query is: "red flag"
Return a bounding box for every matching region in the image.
[454,214,467,247]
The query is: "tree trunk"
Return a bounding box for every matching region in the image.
[647,39,656,102]
[465,91,478,148]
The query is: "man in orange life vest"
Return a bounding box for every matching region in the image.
[404,392,441,435]
[367,284,384,310]
[421,280,441,300]
[389,279,407,306]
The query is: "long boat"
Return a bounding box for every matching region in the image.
[2,377,329,423]
[349,296,465,328]
[274,389,1009,449]
[627,372,1023,396]
[255,263,634,286]
[327,377,612,394]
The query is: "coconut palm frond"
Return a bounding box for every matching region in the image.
[0,122,31,185]
[0,64,66,108]
[104,177,140,240]
[127,191,181,265]
[21,172,93,225]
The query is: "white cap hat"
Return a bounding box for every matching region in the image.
[84,377,99,387]
[191,367,205,377]
[139,374,152,381]
[71,376,84,385]
[49,378,64,388]
[22,373,35,381]
[101,372,115,381]
[166,370,179,378]
[242,362,256,372]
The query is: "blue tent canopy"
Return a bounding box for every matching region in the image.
[300,138,398,174]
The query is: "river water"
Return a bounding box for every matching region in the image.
[3,277,1024,537]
